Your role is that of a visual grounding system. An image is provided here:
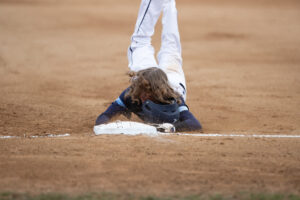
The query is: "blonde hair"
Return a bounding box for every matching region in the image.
[125,67,181,104]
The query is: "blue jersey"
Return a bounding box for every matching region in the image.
[95,88,202,132]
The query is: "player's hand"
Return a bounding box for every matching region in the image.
[155,123,176,133]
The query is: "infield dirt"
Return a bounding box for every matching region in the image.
[0,0,299,196]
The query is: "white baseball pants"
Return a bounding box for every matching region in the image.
[128,0,187,100]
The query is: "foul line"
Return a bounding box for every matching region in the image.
[177,133,300,138]
[1,133,300,139]
[0,134,70,139]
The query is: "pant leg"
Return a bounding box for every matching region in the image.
[128,0,163,72]
[157,0,187,100]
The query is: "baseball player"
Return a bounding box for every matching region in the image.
[95,0,201,132]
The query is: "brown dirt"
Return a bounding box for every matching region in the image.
[0,0,299,196]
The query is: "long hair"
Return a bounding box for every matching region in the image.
[125,67,182,104]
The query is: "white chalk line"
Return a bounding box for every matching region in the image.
[1,133,300,139]
[178,133,300,138]
[0,133,70,139]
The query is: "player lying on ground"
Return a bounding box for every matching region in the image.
[95,0,202,132]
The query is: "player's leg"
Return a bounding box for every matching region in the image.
[157,0,187,100]
[128,0,163,72]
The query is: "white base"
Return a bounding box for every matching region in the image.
[93,121,159,136]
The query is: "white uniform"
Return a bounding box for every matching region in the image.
[128,0,187,101]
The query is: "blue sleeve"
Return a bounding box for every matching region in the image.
[174,99,202,132]
[95,102,126,125]
[174,110,202,132]
[95,89,131,125]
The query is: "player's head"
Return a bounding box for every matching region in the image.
[126,67,181,105]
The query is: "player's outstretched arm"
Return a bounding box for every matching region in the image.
[174,110,202,132]
[95,89,131,125]
[95,102,128,125]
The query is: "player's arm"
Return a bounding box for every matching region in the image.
[174,100,202,132]
[95,89,131,125]
[174,110,202,132]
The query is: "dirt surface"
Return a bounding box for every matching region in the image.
[0,0,300,196]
